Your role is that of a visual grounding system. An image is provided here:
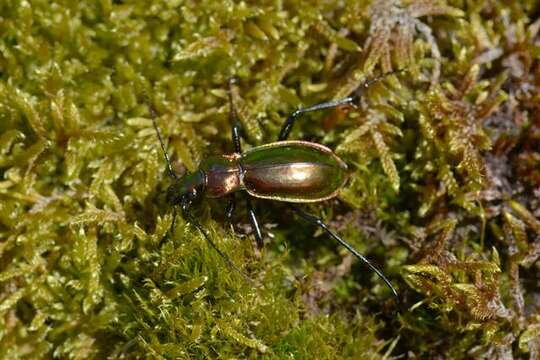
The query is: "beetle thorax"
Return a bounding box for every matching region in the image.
[199,155,242,198]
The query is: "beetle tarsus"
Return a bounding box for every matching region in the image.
[350,68,408,104]
[290,205,399,304]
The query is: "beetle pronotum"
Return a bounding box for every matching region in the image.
[149,71,404,302]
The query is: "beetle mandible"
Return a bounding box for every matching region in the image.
[149,70,404,302]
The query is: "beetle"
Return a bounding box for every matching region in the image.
[149,70,403,302]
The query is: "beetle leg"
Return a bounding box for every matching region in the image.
[278,68,407,141]
[245,195,264,248]
[278,97,355,140]
[228,77,242,153]
[289,205,399,303]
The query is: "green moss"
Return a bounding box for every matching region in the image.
[1,0,540,358]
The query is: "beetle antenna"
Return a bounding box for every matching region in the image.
[146,99,179,181]
[182,208,255,285]
[290,205,399,303]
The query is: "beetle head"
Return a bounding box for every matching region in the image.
[166,170,205,206]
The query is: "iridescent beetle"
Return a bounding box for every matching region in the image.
[149,71,403,302]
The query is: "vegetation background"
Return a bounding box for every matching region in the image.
[1,0,539,358]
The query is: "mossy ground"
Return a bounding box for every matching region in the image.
[1,0,540,358]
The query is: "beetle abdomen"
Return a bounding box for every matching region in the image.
[240,141,348,202]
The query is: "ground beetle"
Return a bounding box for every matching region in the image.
[149,70,403,302]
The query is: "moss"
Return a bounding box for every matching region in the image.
[1,0,540,358]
